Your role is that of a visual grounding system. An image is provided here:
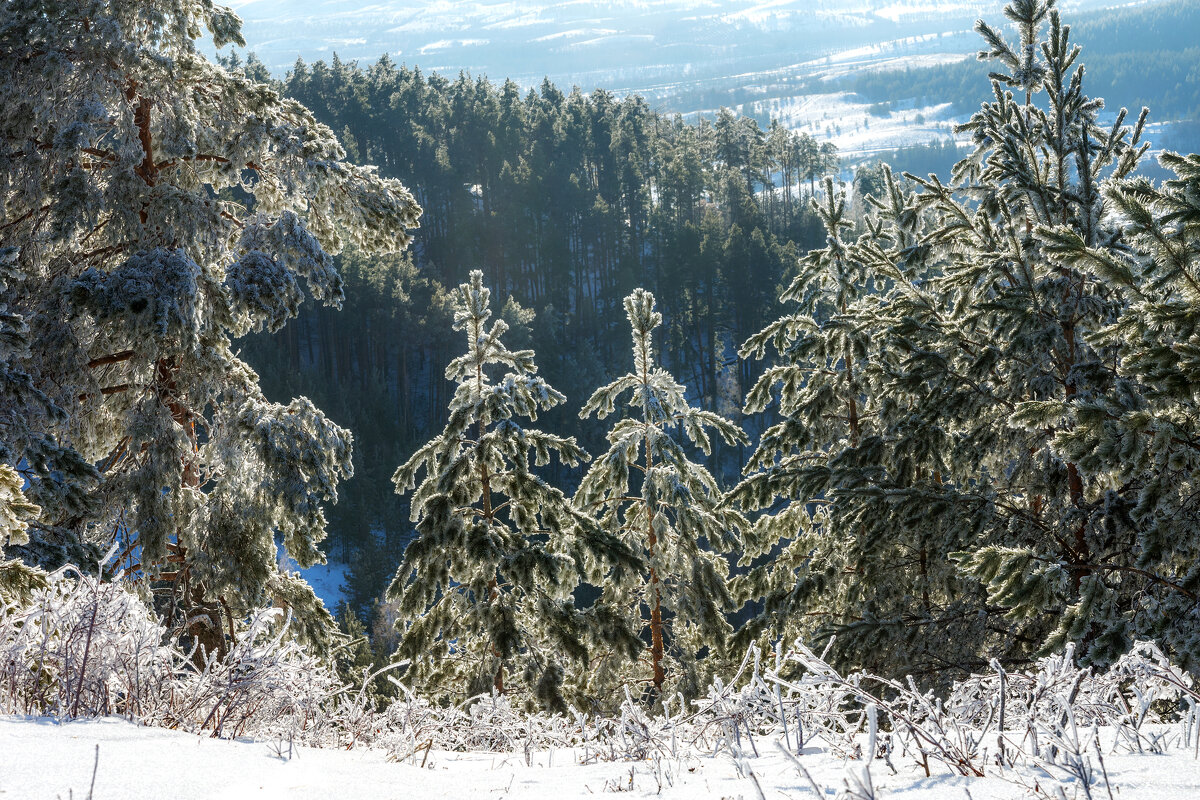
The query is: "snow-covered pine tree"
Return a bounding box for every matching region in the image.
[939,0,1153,666]
[389,271,639,710]
[575,289,747,701]
[729,176,989,678]
[985,155,1200,667]
[0,0,421,653]
[733,0,1160,679]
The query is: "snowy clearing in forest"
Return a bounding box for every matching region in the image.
[4,715,1200,799]
[295,559,350,612]
[746,92,965,158]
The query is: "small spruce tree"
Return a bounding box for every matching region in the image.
[389,270,638,709]
[576,289,747,701]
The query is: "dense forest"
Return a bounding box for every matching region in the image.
[229,55,843,614]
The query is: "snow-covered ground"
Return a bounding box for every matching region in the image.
[297,559,350,612]
[4,715,1200,799]
[277,551,350,612]
[752,92,965,158]
[4,573,1200,800]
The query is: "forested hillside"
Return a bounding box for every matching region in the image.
[235,0,1200,631]
[232,56,840,612]
[854,0,1200,124]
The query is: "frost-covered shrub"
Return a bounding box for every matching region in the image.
[0,569,341,738]
[0,568,174,718]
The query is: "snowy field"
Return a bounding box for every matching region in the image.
[753,91,964,159]
[4,715,1200,799]
[212,0,1123,87]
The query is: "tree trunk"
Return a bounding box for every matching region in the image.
[648,518,666,696]
[641,343,666,697]
[477,340,504,695]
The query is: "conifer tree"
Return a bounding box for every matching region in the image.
[0,0,421,652]
[389,271,639,709]
[936,0,1151,665]
[732,0,1170,679]
[576,289,747,700]
[983,154,1200,667]
[729,175,985,678]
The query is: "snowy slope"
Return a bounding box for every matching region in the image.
[296,559,350,613]
[3,715,1200,800]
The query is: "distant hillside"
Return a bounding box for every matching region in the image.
[853,0,1200,125]
[222,0,1119,90]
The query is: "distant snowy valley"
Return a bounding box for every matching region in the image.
[217,0,1171,168]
